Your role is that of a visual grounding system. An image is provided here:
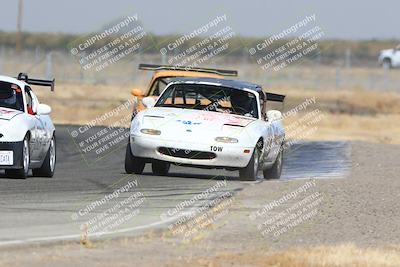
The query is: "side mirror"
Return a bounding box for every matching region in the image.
[37,104,52,115]
[142,97,156,108]
[131,88,144,97]
[267,110,282,122]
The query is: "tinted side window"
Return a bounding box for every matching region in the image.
[0,81,24,111]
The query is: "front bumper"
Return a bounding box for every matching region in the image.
[0,141,23,169]
[130,135,254,168]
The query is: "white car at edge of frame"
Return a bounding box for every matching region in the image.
[125,77,285,181]
[0,73,56,179]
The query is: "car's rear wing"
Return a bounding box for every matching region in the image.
[17,73,55,91]
[138,63,238,77]
[263,92,286,111]
[266,92,285,102]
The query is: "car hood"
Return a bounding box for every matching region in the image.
[138,107,256,143]
[142,107,255,127]
[0,107,23,121]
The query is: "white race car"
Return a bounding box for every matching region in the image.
[378,44,400,69]
[125,77,285,181]
[0,73,56,178]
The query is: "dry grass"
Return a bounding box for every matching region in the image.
[34,82,135,101]
[279,87,400,144]
[171,244,400,267]
[276,87,400,115]
[33,82,135,125]
[285,113,400,144]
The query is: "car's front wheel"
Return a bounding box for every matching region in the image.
[239,149,259,181]
[382,58,392,70]
[263,148,283,180]
[33,135,56,177]
[125,141,145,174]
[152,161,170,176]
[5,135,30,179]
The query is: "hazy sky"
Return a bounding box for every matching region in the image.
[0,0,398,39]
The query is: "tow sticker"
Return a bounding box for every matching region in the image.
[210,146,223,152]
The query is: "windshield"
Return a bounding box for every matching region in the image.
[155,83,259,118]
[149,77,177,96]
[0,81,24,111]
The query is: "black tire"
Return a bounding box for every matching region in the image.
[125,142,145,174]
[151,161,170,176]
[33,135,56,177]
[5,135,30,179]
[382,58,392,70]
[263,148,283,180]
[239,149,259,181]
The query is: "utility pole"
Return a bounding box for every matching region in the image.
[16,0,23,54]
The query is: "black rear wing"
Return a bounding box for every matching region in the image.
[138,63,238,77]
[266,92,285,102]
[17,73,55,91]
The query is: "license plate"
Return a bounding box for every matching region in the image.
[0,151,13,165]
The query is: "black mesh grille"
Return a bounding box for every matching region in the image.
[158,147,216,160]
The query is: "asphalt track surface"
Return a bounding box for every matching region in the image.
[0,125,350,246]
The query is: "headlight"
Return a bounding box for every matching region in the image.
[215,137,238,143]
[140,129,161,135]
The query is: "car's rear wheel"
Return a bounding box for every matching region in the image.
[125,141,145,174]
[239,149,259,181]
[5,135,30,179]
[151,161,170,176]
[33,135,56,177]
[263,148,283,180]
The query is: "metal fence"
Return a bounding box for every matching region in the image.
[0,46,398,92]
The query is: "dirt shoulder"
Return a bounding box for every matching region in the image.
[1,141,399,267]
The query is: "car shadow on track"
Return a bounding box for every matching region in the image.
[141,171,239,181]
[0,171,52,180]
[0,175,21,180]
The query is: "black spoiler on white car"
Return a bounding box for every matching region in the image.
[265,92,285,102]
[16,73,55,91]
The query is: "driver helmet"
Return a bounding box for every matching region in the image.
[230,90,252,114]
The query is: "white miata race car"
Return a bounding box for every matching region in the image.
[125,77,285,181]
[0,73,56,178]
